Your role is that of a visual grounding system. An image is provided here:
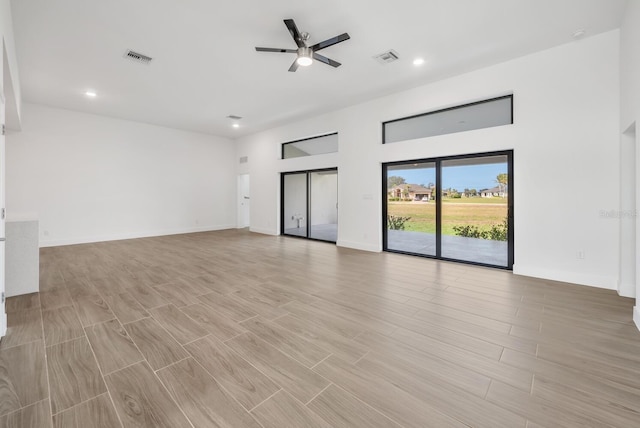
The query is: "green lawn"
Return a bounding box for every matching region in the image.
[387,198,508,236]
[438,196,508,204]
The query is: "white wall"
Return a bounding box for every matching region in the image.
[620,0,640,326]
[621,1,640,131]
[7,103,236,246]
[237,30,621,290]
[1,0,21,126]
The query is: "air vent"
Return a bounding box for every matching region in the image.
[124,49,153,65]
[239,156,248,164]
[227,115,243,120]
[373,49,399,64]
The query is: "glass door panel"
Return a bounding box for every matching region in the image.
[309,171,338,242]
[283,173,308,237]
[440,155,509,267]
[385,162,436,256]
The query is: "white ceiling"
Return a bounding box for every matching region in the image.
[11,0,627,138]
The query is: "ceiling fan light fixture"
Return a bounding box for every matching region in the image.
[255,19,349,72]
[296,56,313,66]
[296,47,313,66]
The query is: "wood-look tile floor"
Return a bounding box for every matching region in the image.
[1,229,640,427]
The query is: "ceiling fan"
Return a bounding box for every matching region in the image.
[255,19,350,72]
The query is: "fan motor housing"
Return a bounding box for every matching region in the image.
[298,46,313,58]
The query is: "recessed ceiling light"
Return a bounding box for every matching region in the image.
[232,123,240,128]
[85,90,97,98]
[413,58,425,66]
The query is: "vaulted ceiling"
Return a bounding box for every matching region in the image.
[12,0,628,137]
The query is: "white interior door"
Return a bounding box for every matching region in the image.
[237,174,250,228]
[1,91,6,337]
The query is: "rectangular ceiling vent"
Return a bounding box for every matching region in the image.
[239,156,248,164]
[124,49,153,65]
[373,50,399,64]
[227,115,243,120]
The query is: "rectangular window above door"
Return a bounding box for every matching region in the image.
[282,133,338,159]
[383,95,513,144]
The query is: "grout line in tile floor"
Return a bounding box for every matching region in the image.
[153,355,192,374]
[151,363,197,428]
[484,379,493,400]
[530,374,536,395]
[180,332,213,347]
[222,330,247,343]
[0,336,42,351]
[38,296,55,425]
[309,353,334,370]
[83,318,125,428]
[247,388,283,413]
[351,350,371,365]
[304,382,333,406]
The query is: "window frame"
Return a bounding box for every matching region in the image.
[382,150,514,270]
[280,167,339,243]
[281,132,339,159]
[382,95,514,144]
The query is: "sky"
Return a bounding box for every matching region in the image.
[389,163,507,191]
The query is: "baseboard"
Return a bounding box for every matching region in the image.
[513,264,617,291]
[0,313,7,338]
[249,227,278,236]
[336,239,381,253]
[6,284,40,298]
[634,306,640,331]
[617,283,636,298]
[39,224,236,247]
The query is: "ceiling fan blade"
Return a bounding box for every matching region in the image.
[284,19,306,48]
[255,47,297,53]
[288,60,299,72]
[310,33,350,51]
[313,53,341,68]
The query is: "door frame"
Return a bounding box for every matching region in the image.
[280,167,338,243]
[0,88,6,337]
[237,174,250,229]
[382,150,514,270]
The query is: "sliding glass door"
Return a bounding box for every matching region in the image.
[383,151,513,269]
[309,170,338,241]
[440,155,510,266]
[386,162,436,256]
[282,173,308,237]
[282,169,338,243]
